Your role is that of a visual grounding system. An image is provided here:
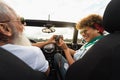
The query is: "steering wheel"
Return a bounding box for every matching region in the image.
[43,43,55,53]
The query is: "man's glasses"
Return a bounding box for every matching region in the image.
[0,17,26,25]
[20,17,25,25]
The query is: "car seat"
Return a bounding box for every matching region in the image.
[65,0,120,80]
[0,47,47,80]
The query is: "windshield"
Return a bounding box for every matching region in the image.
[24,26,74,42]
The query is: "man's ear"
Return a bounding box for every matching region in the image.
[0,23,12,36]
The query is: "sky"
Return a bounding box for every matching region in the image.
[3,0,111,40]
[4,0,111,22]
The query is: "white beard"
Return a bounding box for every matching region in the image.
[13,33,32,46]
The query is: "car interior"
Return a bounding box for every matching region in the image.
[25,19,83,80]
[0,0,114,80]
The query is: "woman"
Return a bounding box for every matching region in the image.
[54,14,105,80]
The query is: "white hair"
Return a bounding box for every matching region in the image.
[13,33,32,46]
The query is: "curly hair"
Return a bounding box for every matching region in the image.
[76,14,103,30]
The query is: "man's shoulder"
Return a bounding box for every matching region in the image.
[1,44,42,55]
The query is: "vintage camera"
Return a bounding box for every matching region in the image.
[55,35,63,43]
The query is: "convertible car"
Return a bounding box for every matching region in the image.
[1,0,114,80]
[24,19,83,80]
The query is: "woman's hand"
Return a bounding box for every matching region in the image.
[56,38,68,51]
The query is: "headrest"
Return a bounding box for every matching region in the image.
[103,0,120,33]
